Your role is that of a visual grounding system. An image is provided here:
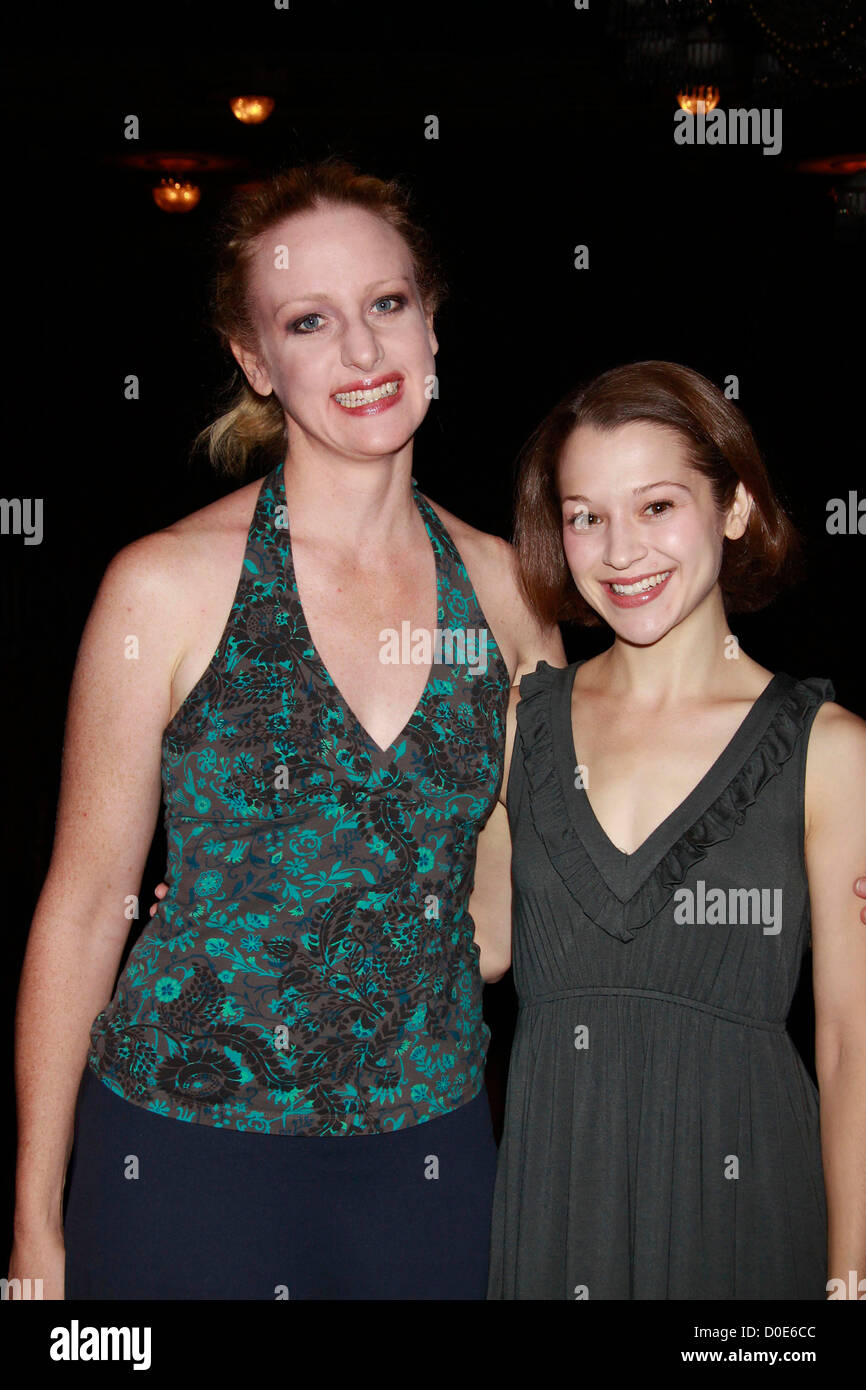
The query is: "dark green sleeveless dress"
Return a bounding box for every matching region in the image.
[488,659,832,1300]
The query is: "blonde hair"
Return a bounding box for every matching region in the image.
[195,159,447,478]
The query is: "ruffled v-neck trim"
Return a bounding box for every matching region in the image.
[516,660,834,943]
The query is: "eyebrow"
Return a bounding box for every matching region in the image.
[273,277,412,320]
[561,480,693,504]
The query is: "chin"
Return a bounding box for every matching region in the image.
[352,429,418,459]
[604,604,680,645]
[344,410,425,449]
[613,622,675,647]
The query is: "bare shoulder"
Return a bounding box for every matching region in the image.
[155,474,262,575]
[419,490,566,678]
[419,492,516,585]
[805,699,866,827]
[807,700,866,770]
[103,474,262,610]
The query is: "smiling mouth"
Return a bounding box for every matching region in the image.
[333,380,401,408]
[608,570,672,596]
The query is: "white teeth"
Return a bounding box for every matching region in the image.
[334,380,400,407]
[610,570,672,596]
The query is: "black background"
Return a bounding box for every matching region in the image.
[3,0,864,1297]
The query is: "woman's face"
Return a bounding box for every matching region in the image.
[558,420,751,646]
[232,203,438,463]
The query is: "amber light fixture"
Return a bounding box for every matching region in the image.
[795,153,866,176]
[115,150,237,214]
[230,96,275,124]
[677,84,721,114]
[152,178,201,213]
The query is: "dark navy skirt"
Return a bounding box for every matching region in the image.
[63,1066,497,1300]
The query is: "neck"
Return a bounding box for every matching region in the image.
[600,587,736,704]
[279,434,419,557]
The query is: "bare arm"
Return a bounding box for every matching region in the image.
[469,537,568,983]
[512,613,566,682]
[470,799,513,984]
[805,702,866,1297]
[498,536,567,683]
[11,536,182,1277]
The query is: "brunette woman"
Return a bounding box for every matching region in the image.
[487,361,866,1299]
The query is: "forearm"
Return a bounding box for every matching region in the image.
[469,799,513,984]
[13,872,131,1236]
[470,896,512,984]
[817,1050,866,1293]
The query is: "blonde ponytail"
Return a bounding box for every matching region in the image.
[195,378,286,479]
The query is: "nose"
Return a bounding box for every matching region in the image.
[602,512,648,571]
[340,316,384,374]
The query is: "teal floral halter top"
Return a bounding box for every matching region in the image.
[87,462,510,1135]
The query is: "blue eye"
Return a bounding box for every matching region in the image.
[291,294,406,335]
[292,313,325,334]
[372,294,406,313]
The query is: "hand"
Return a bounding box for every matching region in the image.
[7,1227,66,1300]
[149,881,169,917]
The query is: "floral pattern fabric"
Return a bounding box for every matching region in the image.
[88,463,510,1135]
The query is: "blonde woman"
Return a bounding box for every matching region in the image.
[10,161,562,1300]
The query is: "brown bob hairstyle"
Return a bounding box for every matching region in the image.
[513,360,802,627]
